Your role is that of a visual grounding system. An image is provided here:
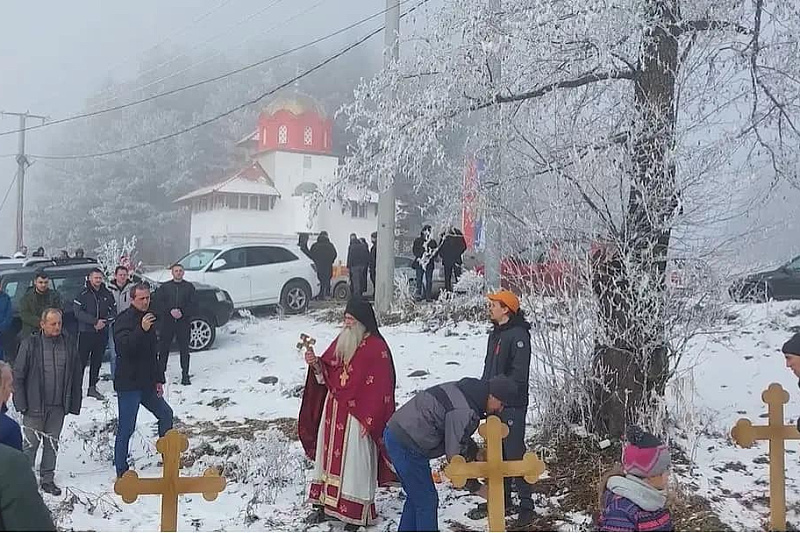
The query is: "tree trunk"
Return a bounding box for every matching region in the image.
[591,0,680,436]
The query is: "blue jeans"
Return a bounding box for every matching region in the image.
[383,427,438,532]
[115,388,173,477]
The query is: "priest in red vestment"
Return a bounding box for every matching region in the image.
[298,298,397,528]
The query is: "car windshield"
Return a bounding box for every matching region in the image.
[177,249,220,271]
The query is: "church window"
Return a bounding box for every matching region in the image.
[278,124,288,144]
[248,195,259,210]
[303,156,312,170]
[258,196,276,210]
[350,201,368,219]
[304,126,313,146]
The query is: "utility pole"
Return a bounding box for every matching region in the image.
[483,0,502,290]
[375,0,400,316]
[1,111,47,252]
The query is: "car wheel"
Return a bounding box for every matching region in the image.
[282,280,311,314]
[189,317,216,351]
[333,282,350,301]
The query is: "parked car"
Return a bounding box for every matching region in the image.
[730,255,800,303]
[0,263,234,355]
[330,256,446,300]
[0,256,81,273]
[146,243,319,313]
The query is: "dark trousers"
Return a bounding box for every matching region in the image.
[318,273,331,298]
[114,388,173,477]
[350,266,367,297]
[444,263,456,292]
[158,319,191,375]
[414,263,435,300]
[383,427,438,532]
[79,330,108,389]
[501,407,533,509]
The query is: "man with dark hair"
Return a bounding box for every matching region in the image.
[114,283,173,478]
[13,308,83,496]
[0,442,57,531]
[412,225,438,301]
[475,289,534,526]
[383,375,517,531]
[438,227,468,292]
[19,271,62,341]
[346,235,370,298]
[74,248,84,259]
[369,231,378,291]
[107,265,133,380]
[153,263,197,386]
[74,268,116,400]
[309,231,337,300]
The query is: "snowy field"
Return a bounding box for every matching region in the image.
[10,300,800,531]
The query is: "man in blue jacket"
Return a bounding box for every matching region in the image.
[0,281,12,362]
[73,268,116,400]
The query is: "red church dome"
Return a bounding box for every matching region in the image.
[255,93,333,155]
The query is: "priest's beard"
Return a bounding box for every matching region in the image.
[335,321,367,364]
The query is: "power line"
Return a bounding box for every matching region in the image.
[27,0,239,111]
[0,174,18,213]
[0,0,414,138]
[89,0,290,110]
[28,0,430,161]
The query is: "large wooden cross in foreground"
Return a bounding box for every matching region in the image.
[445,415,546,532]
[114,430,227,532]
[731,382,800,531]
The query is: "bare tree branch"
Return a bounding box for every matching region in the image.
[674,19,752,36]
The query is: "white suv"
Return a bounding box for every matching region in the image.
[147,243,319,313]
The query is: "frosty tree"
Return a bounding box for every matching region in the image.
[340,0,800,433]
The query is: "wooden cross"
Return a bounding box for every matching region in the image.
[114,430,227,532]
[731,382,800,531]
[296,333,316,351]
[444,415,546,532]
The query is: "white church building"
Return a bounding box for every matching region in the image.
[176,94,378,266]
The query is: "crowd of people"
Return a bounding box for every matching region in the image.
[0,261,197,529]
[293,289,683,532]
[9,246,86,261]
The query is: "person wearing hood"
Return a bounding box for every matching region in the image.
[73,268,116,400]
[475,289,534,526]
[597,425,673,532]
[298,298,397,530]
[309,232,337,299]
[106,265,133,380]
[383,375,518,531]
[18,271,63,342]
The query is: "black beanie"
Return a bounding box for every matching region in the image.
[783,333,800,356]
[488,376,517,404]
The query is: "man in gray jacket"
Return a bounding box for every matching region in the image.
[13,308,83,496]
[383,376,517,532]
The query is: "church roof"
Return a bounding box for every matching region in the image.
[262,93,326,118]
[174,162,280,203]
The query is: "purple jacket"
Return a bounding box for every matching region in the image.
[598,481,673,532]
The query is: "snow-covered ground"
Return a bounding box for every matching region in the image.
[8,300,800,531]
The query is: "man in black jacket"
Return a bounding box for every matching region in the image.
[412,226,438,301]
[113,283,173,478]
[73,268,116,400]
[438,227,468,292]
[13,308,83,496]
[478,289,534,525]
[383,376,517,531]
[309,232,337,299]
[346,235,370,298]
[369,231,378,290]
[153,264,197,386]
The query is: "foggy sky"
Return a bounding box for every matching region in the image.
[0,0,383,253]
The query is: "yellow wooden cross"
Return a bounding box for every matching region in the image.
[114,430,227,532]
[444,415,546,532]
[731,382,800,531]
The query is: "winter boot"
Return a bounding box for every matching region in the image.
[87,386,105,400]
[467,498,516,520]
[181,373,191,386]
[41,481,62,496]
[304,506,327,525]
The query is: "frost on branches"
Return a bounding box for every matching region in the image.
[340,0,800,433]
[95,237,139,278]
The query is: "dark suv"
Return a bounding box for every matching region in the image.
[0,263,234,357]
